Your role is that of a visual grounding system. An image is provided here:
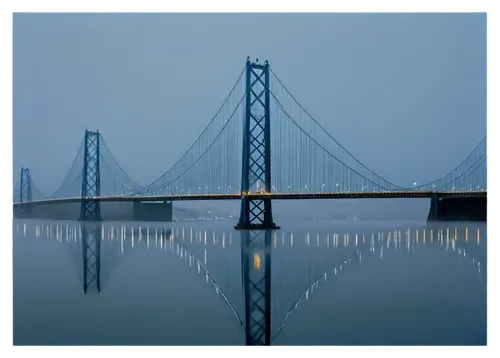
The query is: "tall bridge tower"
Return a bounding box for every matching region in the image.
[80,130,101,221]
[19,167,32,216]
[236,58,278,230]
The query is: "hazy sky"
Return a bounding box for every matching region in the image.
[13,13,486,193]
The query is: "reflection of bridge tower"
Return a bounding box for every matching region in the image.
[82,222,101,294]
[236,58,278,230]
[241,230,272,345]
[80,130,101,221]
[20,167,32,217]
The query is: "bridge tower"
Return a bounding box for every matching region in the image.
[241,230,272,345]
[80,130,101,221]
[20,167,32,216]
[236,57,278,230]
[81,222,102,294]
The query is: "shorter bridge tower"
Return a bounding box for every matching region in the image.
[236,57,278,230]
[241,230,272,345]
[80,130,101,221]
[20,167,32,216]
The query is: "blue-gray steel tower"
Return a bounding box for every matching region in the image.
[20,167,32,216]
[80,130,101,221]
[236,58,278,230]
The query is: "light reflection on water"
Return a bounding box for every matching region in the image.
[13,219,486,345]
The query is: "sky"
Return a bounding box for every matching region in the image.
[13,13,486,216]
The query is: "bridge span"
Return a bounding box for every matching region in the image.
[13,190,486,222]
[14,58,487,226]
[12,189,487,205]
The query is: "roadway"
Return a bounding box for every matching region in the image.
[13,190,487,206]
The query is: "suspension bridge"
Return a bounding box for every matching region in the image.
[14,219,486,345]
[13,57,487,226]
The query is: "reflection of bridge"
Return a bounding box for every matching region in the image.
[13,58,486,226]
[18,220,136,294]
[14,220,485,345]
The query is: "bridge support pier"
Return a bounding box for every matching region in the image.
[241,229,272,345]
[133,200,173,222]
[428,195,486,221]
[427,193,440,221]
[19,167,32,218]
[81,222,101,294]
[80,130,101,221]
[236,57,278,230]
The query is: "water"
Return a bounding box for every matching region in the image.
[13,219,487,345]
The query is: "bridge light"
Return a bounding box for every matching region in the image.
[253,253,261,271]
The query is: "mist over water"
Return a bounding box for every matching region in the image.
[13,218,486,345]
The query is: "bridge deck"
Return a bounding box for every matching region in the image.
[13,190,486,206]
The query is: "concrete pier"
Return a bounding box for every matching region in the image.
[133,200,173,221]
[427,195,486,221]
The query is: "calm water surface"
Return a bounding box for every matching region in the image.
[13,219,487,345]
